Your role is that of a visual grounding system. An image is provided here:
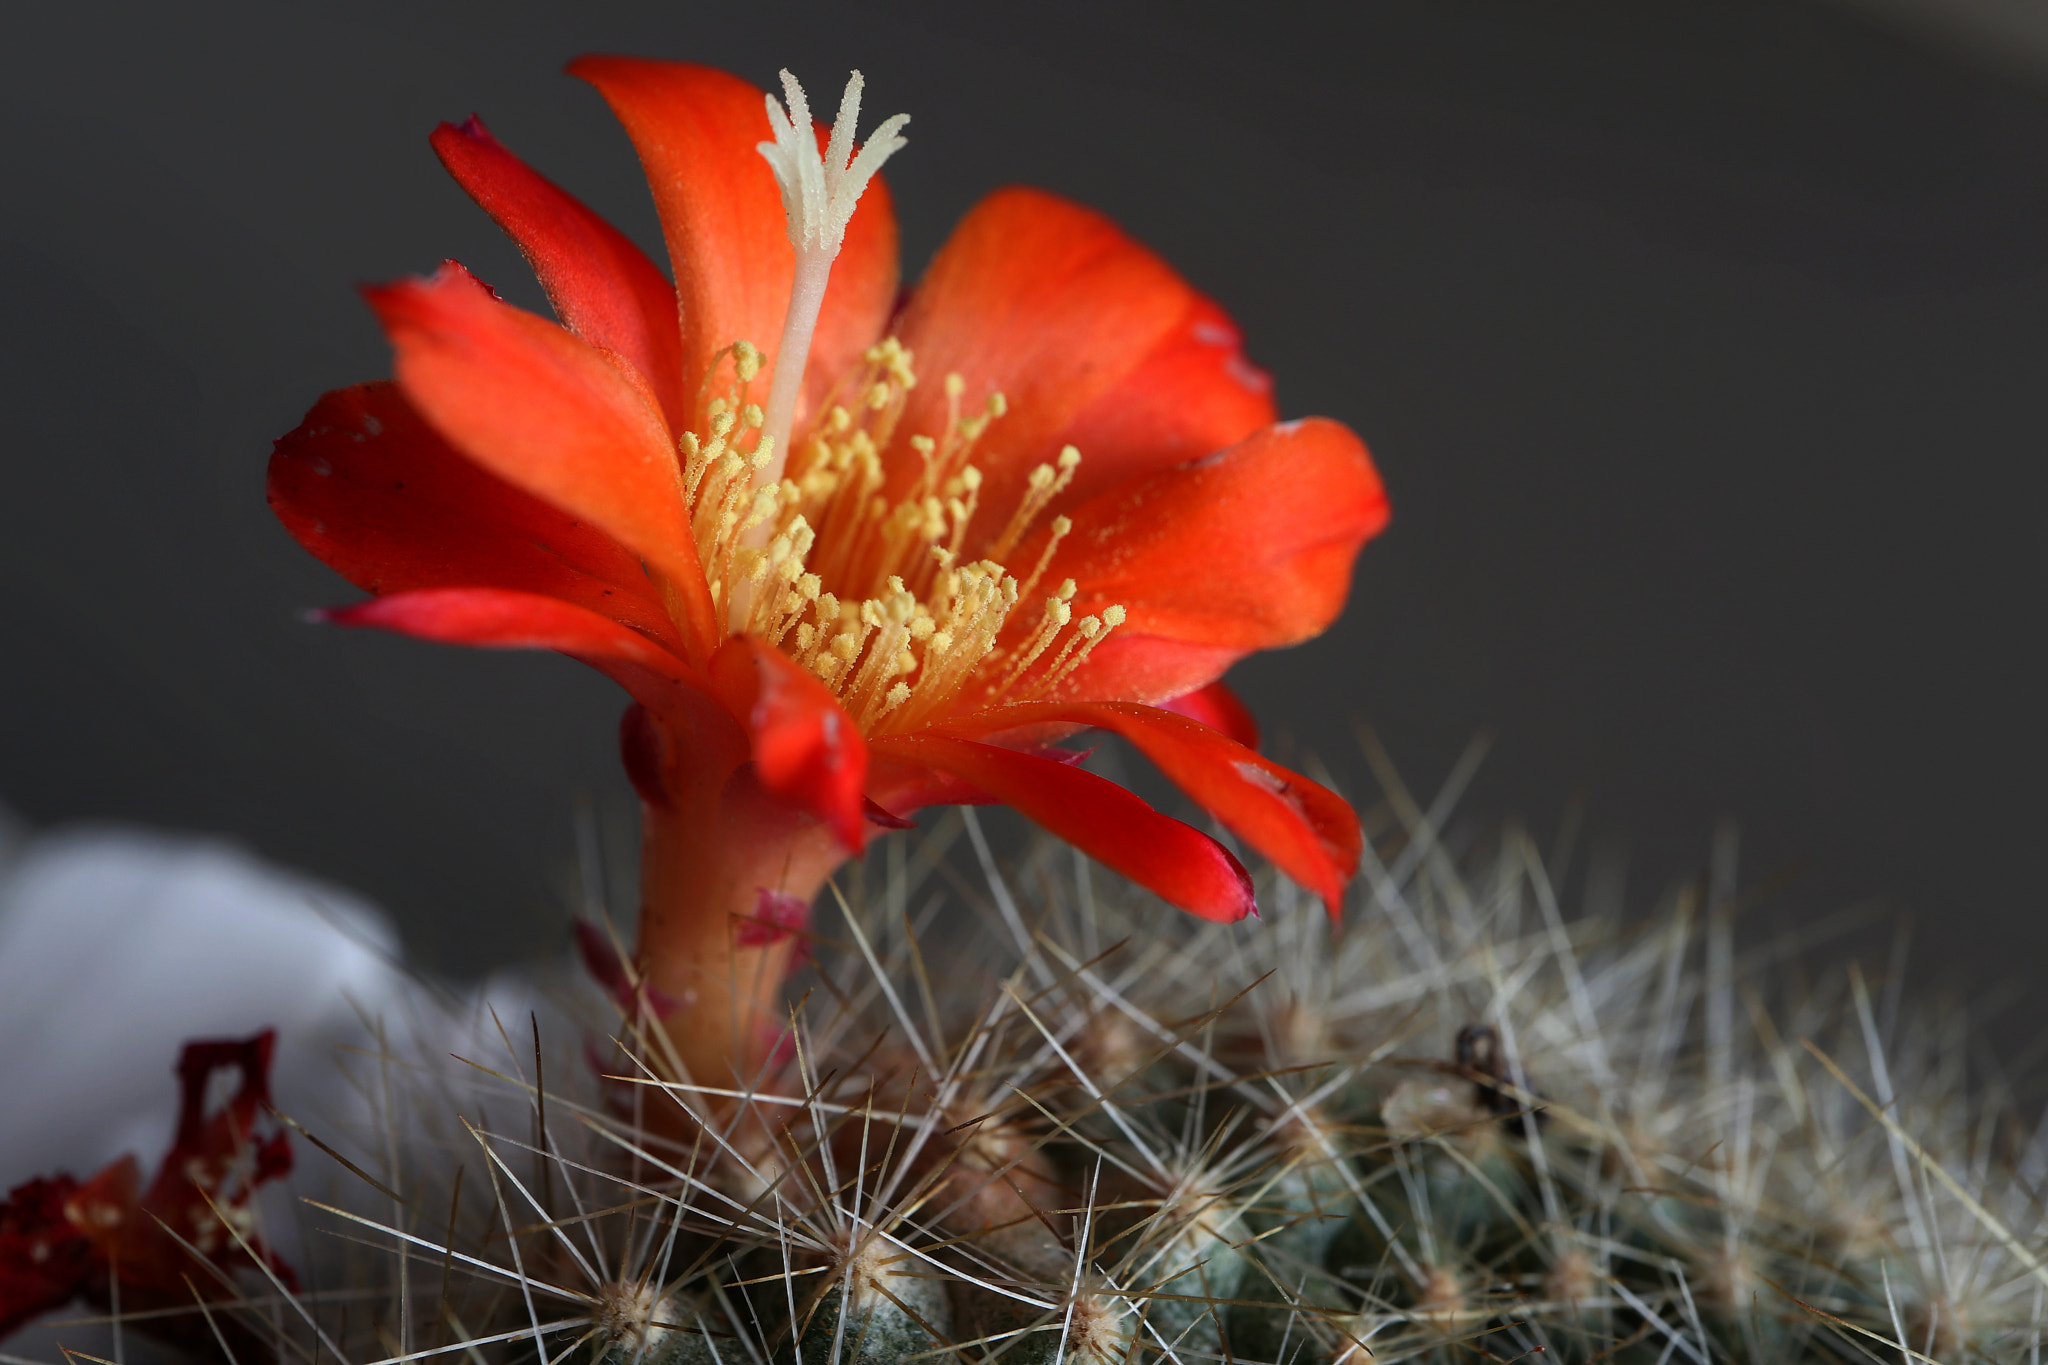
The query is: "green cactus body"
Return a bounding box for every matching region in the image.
[949,1285,1137,1365]
[591,1290,722,1365]
[1127,1190,1251,1357]
[1229,1121,1358,1360]
[232,817,2048,1365]
[786,1239,951,1364]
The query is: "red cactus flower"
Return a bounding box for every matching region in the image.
[268,61,1388,1087]
[0,1031,293,1343]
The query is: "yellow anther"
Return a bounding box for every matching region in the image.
[733,340,763,381]
[989,448,1080,561]
[678,329,1102,727]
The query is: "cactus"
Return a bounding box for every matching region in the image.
[20,797,2047,1365]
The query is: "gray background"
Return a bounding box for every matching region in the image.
[2,2,2042,1026]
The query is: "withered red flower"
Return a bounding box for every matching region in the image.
[268,61,1387,1084]
[0,1031,293,1342]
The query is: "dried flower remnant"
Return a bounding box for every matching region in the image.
[0,1031,293,1344]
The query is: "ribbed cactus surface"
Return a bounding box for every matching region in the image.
[41,801,2044,1365]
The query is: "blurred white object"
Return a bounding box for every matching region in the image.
[0,820,413,1187]
[0,817,569,1358]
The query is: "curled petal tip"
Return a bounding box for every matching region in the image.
[863,796,916,830]
[1221,844,1258,922]
[951,700,1359,920]
[871,733,1256,924]
[316,602,380,627]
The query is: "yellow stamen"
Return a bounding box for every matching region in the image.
[667,319,1118,733]
[988,444,1081,560]
[1014,514,1072,605]
[1034,603,1126,698]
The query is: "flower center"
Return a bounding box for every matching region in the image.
[675,341,1125,733]
[660,67,1123,733]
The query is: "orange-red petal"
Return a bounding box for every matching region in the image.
[890,188,1273,543]
[1158,679,1260,750]
[1031,416,1388,703]
[1054,292,1276,496]
[323,587,695,699]
[430,116,690,430]
[365,261,718,660]
[944,701,1359,918]
[268,382,683,651]
[871,734,1255,923]
[568,57,898,421]
[707,636,869,852]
